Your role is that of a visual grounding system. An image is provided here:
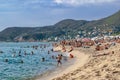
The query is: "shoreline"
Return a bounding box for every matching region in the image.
[34,46,90,80]
[50,43,120,80]
[1,40,120,80]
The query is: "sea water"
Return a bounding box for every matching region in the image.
[0,42,61,80]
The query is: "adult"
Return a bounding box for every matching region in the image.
[57,54,62,66]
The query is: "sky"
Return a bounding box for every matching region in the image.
[0,0,120,31]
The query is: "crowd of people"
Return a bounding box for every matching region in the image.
[0,44,67,66]
[59,37,120,49]
[1,36,120,67]
[53,36,120,58]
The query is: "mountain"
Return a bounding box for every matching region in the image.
[0,10,120,41]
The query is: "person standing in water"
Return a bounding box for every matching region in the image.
[31,51,34,55]
[57,54,62,66]
[48,51,50,54]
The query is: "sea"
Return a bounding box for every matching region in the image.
[0,42,63,80]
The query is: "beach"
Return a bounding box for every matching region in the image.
[35,45,90,80]
[35,39,120,80]
[0,41,119,80]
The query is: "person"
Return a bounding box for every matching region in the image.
[18,53,22,57]
[44,45,46,48]
[20,60,24,63]
[12,53,16,57]
[41,57,45,62]
[19,50,21,54]
[18,50,21,56]
[62,46,66,52]
[68,46,73,52]
[112,51,114,54]
[51,48,53,52]
[57,54,62,66]
[5,59,8,62]
[31,51,34,55]
[24,51,27,55]
[70,54,74,58]
[52,55,55,59]
[48,51,50,54]
[0,50,3,53]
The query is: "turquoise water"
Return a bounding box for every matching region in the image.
[0,42,60,80]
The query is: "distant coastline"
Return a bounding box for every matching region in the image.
[0,10,120,42]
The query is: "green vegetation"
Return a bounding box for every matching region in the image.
[0,10,120,41]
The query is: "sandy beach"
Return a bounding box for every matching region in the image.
[34,45,90,80]
[34,40,120,80]
[51,43,120,80]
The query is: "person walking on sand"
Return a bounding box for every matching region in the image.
[57,54,62,66]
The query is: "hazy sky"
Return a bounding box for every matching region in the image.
[0,0,120,31]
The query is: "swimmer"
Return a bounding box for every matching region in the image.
[18,53,22,57]
[41,57,45,62]
[31,51,34,55]
[51,49,53,52]
[20,60,24,63]
[4,59,8,62]
[18,50,21,56]
[24,51,27,55]
[12,53,16,57]
[52,55,55,59]
[48,51,50,54]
